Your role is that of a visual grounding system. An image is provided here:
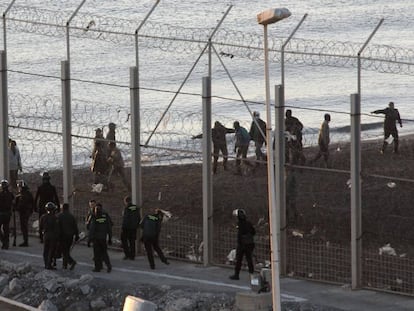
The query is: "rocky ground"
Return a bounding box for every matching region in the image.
[0,258,347,311]
[6,136,414,309]
[0,259,236,311]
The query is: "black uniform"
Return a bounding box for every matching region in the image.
[57,207,79,269]
[88,210,112,272]
[141,211,169,269]
[121,203,141,260]
[34,178,60,241]
[39,211,60,269]
[0,188,14,249]
[230,211,256,280]
[14,186,34,246]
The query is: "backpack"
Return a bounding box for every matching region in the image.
[239,127,250,144]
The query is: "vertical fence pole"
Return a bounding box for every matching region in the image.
[66,0,87,63]
[130,66,142,253]
[279,14,307,276]
[357,19,384,98]
[351,93,362,289]
[0,51,8,180]
[61,60,73,206]
[264,23,282,310]
[274,85,286,277]
[130,66,141,208]
[202,76,213,266]
[3,0,17,51]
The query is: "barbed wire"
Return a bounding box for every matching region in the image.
[4,5,414,75]
[8,92,400,174]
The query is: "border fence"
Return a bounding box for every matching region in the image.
[2,1,414,298]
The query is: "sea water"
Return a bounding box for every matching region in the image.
[1,0,413,168]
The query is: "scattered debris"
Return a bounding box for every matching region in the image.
[379,243,397,256]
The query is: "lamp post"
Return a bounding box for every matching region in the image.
[257,8,291,311]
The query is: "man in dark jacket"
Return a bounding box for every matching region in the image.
[121,196,141,260]
[192,121,235,174]
[88,203,112,273]
[140,209,170,269]
[15,180,34,247]
[371,101,403,154]
[249,111,266,166]
[57,203,79,270]
[229,209,256,280]
[34,172,60,242]
[39,202,60,269]
[285,109,306,165]
[107,142,130,191]
[0,180,14,250]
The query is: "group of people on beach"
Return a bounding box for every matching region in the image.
[194,101,403,174]
[90,122,131,192]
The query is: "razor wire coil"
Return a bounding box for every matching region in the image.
[3,5,414,76]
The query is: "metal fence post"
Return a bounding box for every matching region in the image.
[351,93,362,289]
[61,60,73,206]
[130,66,142,253]
[274,85,286,276]
[278,14,308,278]
[202,76,213,266]
[0,51,8,180]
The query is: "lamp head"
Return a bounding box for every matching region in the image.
[257,8,291,25]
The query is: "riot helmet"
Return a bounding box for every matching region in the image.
[45,202,57,213]
[1,179,8,189]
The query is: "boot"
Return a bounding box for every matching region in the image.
[393,140,399,154]
[229,274,239,280]
[381,141,387,154]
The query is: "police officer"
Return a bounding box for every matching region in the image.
[0,180,14,249]
[121,196,141,260]
[34,172,60,243]
[88,203,112,273]
[15,180,34,247]
[39,202,60,269]
[140,209,170,269]
[229,209,256,280]
[57,203,79,270]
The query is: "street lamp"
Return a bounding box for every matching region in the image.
[257,7,291,311]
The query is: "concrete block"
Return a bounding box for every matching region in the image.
[235,291,272,311]
[123,295,157,311]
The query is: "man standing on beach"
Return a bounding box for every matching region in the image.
[371,101,402,154]
[192,121,235,174]
[310,113,331,168]
[285,109,306,165]
[233,121,251,175]
[249,111,266,167]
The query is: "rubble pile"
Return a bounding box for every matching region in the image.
[0,260,235,311]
